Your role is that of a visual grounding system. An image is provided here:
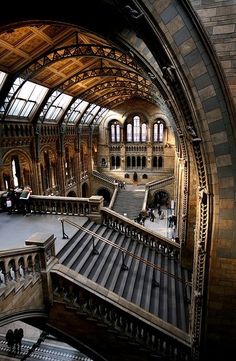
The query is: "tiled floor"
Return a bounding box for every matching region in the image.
[0,327,91,360]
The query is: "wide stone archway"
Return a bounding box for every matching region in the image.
[0,1,235,360]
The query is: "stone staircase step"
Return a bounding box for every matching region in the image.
[88,231,123,281]
[112,186,145,220]
[96,233,126,287]
[149,252,162,315]
[130,246,149,306]
[77,227,114,276]
[57,219,92,262]
[139,251,156,312]
[57,219,191,332]
[112,240,139,295]
[168,258,177,327]
[121,243,145,301]
[71,225,107,271]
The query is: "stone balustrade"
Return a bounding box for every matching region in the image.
[28,195,104,222]
[101,207,180,260]
[0,233,55,288]
[51,267,191,361]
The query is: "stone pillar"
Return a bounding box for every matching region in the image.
[87,195,104,223]
[75,125,83,196]
[33,125,43,194]
[88,125,94,173]
[57,125,66,195]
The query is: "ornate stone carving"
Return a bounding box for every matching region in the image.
[124,5,144,20]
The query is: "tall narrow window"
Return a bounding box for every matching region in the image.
[111,124,115,142]
[158,156,163,168]
[126,156,131,168]
[126,115,147,142]
[127,123,132,142]
[11,156,20,187]
[154,120,164,142]
[133,116,140,142]
[141,123,147,142]
[110,121,121,142]
[152,156,157,168]
[12,159,18,187]
[110,156,120,169]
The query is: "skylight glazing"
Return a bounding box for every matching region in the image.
[0,71,7,90]
[64,98,89,124]
[80,104,100,125]
[44,91,72,122]
[93,107,109,125]
[2,78,48,119]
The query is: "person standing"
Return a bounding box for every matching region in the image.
[6,329,14,354]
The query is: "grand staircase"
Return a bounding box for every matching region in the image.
[112,184,145,220]
[56,219,190,332]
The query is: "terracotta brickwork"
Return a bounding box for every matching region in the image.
[190,0,236,107]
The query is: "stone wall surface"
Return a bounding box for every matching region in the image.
[190,0,236,106]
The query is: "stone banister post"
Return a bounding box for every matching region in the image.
[25,232,58,310]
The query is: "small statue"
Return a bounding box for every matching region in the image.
[124,5,143,20]
[162,65,176,84]
[19,265,24,279]
[0,269,5,284]
[198,186,208,205]
[9,267,15,281]
[187,125,201,143]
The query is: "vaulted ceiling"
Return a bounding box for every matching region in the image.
[0,23,158,106]
[0,1,174,127]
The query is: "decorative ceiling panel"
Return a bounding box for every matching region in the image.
[0,22,161,118]
[18,37,47,55]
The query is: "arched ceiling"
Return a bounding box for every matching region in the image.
[0,1,176,128]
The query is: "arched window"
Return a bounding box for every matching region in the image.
[152,156,158,168]
[154,119,164,142]
[110,121,121,142]
[142,156,146,168]
[141,123,147,142]
[158,156,163,168]
[111,155,120,169]
[126,115,147,142]
[127,123,132,142]
[133,116,140,141]
[111,156,115,167]
[116,156,120,167]
[137,156,141,167]
[132,156,136,167]
[11,155,20,188]
[126,156,131,168]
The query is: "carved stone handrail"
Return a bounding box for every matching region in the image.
[28,194,104,222]
[0,233,56,289]
[51,264,192,361]
[92,170,119,208]
[93,170,118,185]
[0,233,57,325]
[100,207,180,261]
[146,176,175,191]
[108,183,119,209]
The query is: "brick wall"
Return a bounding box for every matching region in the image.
[190,0,236,106]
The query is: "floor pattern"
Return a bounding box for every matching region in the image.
[0,335,92,361]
